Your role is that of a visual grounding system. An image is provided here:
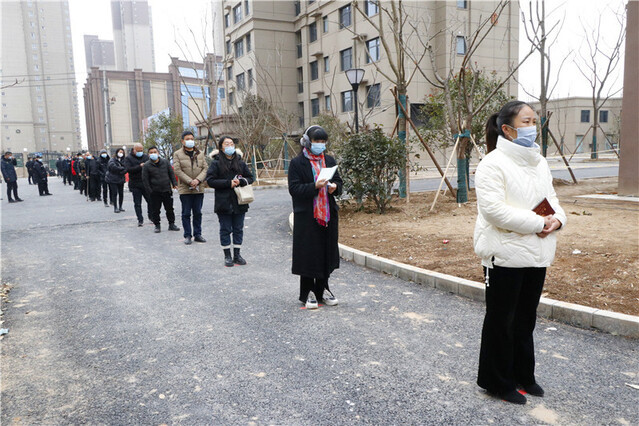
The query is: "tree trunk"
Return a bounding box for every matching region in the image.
[592,105,599,159]
[456,138,469,203]
[397,88,408,198]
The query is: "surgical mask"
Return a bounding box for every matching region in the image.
[149,153,159,161]
[185,140,195,148]
[224,146,235,156]
[507,125,537,148]
[135,151,143,157]
[310,143,326,155]
[117,152,124,158]
[101,153,107,158]
[87,155,92,159]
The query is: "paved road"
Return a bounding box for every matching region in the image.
[1,178,637,424]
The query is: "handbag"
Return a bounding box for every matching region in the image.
[233,176,254,204]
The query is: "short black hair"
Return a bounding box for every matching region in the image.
[4,151,11,156]
[218,135,234,150]
[181,130,194,140]
[307,126,329,142]
[147,146,158,152]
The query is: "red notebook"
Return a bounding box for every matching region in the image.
[532,198,555,216]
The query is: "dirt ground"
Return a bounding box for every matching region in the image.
[339,177,639,316]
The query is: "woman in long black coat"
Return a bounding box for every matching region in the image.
[105,147,127,213]
[288,125,343,309]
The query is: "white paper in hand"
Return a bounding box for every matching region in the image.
[317,165,338,181]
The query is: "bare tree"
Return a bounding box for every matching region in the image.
[574,5,625,159]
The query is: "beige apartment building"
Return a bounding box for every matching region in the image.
[214,0,519,163]
[111,0,156,72]
[529,97,622,158]
[1,0,82,167]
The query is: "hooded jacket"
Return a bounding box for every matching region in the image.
[97,152,110,179]
[473,136,567,269]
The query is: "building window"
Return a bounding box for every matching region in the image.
[310,61,319,80]
[339,5,352,28]
[229,91,234,106]
[246,33,252,52]
[457,0,468,9]
[309,21,317,43]
[325,95,331,111]
[324,56,330,73]
[294,0,301,16]
[233,4,242,24]
[234,39,244,58]
[341,90,353,112]
[236,73,245,90]
[456,36,466,55]
[297,67,304,93]
[581,110,590,123]
[244,0,250,16]
[224,13,230,28]
[367,83,381,108]
[365,0,379,16]
[226,40,232,55]
[296,30,302,58]
[248,69,253,88]
[311,98,320,117]
[298,101,305,127]
[219,88,225,99]
[323,16,328,33]
[599,110,608,123]
[340,48,352,71]
[366,37,380,63]
[227,66,233,81]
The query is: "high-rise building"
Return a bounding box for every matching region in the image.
[111,0,156,72]
[1,0,82,160]
[84,35,116,73]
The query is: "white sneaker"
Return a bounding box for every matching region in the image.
[305,292,318,309]
[322,289,338,306]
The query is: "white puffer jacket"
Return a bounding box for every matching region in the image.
[473,136,567,269]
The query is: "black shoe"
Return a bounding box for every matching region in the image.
[44,193,52,196]
[154,225,161,233]
[233,254,247,265]
[194,235,206,243]
[105,203,110,207]
[522,383,544,397]
[168,223,180,231]
[138,221,143,227]
[118,208,125,212]
[114,207,120,213]
[184,237,192,245]
[15,198,23,202]
[499,390,527,405]
[224,255,234,267]
[8,199,15,203]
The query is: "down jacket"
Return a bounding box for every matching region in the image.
[473,136,567,269]
[173,147,208,194]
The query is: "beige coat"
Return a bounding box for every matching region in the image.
[173,147,208,194]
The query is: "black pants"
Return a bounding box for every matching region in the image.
[299,276,330,303]
[79,178,87,195]
[28,172,34,185]
[62,171,69,185]
[150,191,175,225]
[6,181,18,200]
[73,174,79,189]
[217,213,244,248]
[477,265,546,394]
[37,181,49,195]
[109,183,124,209]
[101,180,110,203]
[131,187,151,223]
[88,175,101,200]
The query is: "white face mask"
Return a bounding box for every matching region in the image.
[117,152,124,158]
[185,140,195,149]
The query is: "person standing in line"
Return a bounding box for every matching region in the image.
[78,152,88,196]
[205,136,254,267]
[32,154,52,196]
[26,156,35,185]
[85,152,101,202]
[173,130,208,245]
[56,157,63,179]
[1,151,23,203]
[142,146,180,234]
[288,125,342,309]
[105,148,127,213]
[97,149,111,207]
[124,143,152,227]
[72,152,83,190]
[474,100,567,405]
[61,155,71,186]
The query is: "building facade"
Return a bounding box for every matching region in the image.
[84,35,116,73]
[1,0,82,161]
[111,0,156,72]
[530,97,622,158]
[214,0,519,162]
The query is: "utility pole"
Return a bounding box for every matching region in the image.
[102,70,112,151]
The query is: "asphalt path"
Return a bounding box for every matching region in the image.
[1,177,637,424]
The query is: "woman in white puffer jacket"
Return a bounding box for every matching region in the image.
[474,101,566,405]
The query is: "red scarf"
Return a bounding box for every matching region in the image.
[303,147,330,227]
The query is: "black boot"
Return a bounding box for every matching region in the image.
[114,206,120,213]
[233,247,246,265]
[224,248,234,267]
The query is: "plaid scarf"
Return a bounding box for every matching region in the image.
[303,147,330,227]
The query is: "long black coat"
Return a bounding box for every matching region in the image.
[205,154,254,215]
[32,160,48,184]
[97,156,110,179]
[105,157,126,184]
[123,151,149,190]
[288,152,343,279]
[142,158,177,194]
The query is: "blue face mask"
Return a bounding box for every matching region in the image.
[101,153,107,158]
[310,143,326,155]
[149,153,159,161]
[508,125,537,147]
[224,146,236,156]
[185,140,195,149]
[136,151,143,157]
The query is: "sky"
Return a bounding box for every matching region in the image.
[65,0,628,146]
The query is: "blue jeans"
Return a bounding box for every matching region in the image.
[180,193,204,238]
[217,213,245,248]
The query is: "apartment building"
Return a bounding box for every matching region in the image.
[529,97,622,157]
[1,0,82,162]
[215,0,519,154]
[84,35,117,73]
[111,0,156,72]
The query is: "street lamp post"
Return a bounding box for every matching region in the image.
[345,68,365,133]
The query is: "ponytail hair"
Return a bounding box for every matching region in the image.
[484,100,531,153]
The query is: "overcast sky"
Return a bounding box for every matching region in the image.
[66,0,627,146]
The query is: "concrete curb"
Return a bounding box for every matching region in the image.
[288,213,639,339]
